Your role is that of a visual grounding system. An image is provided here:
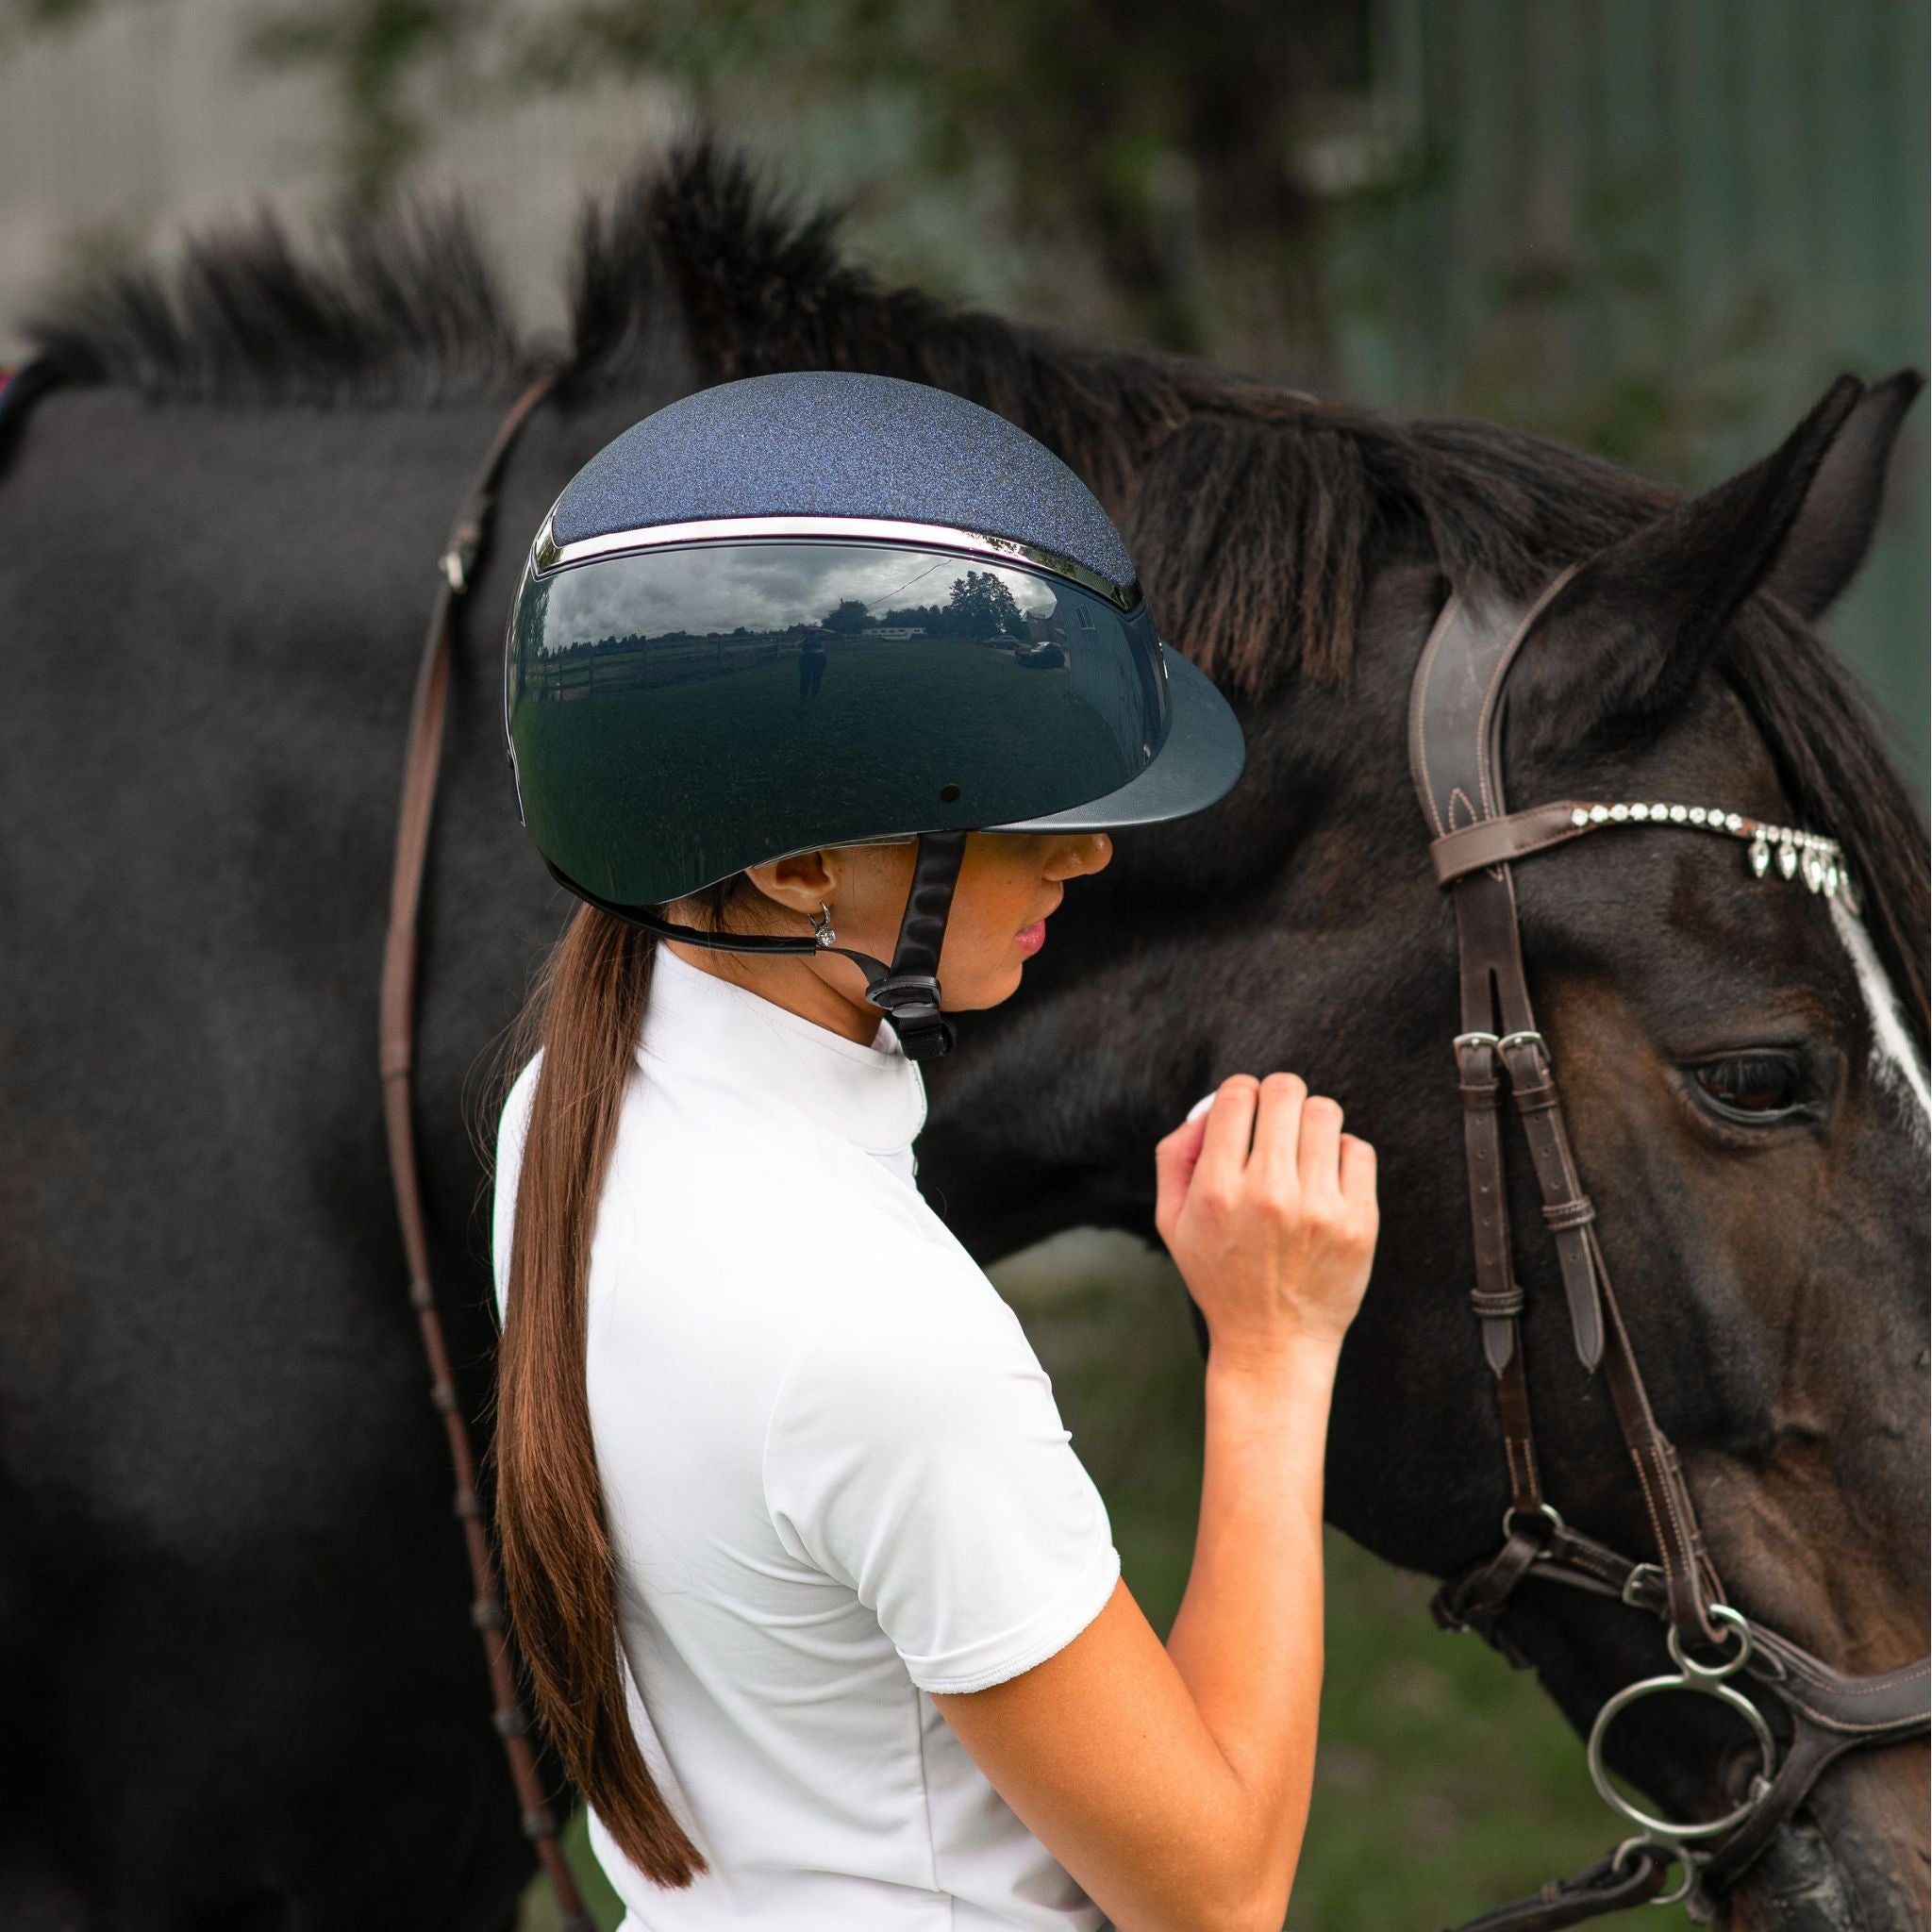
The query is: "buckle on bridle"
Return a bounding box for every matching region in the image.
[1621,1560,1665,1609]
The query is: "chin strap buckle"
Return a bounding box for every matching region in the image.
[866,974,957,1060]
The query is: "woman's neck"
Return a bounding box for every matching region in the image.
[663,941,884,1047]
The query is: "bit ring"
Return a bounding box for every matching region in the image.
[1587,1673,1776,1841]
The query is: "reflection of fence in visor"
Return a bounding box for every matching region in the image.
[508,540,1169,905]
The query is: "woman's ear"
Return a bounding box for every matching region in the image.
[742,850,836,916]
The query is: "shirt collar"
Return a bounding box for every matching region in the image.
[637,943,927,1158]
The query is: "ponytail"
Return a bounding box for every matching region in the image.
[492,904,708,1887]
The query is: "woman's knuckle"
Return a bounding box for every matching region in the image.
[1192,1181,1234,1220]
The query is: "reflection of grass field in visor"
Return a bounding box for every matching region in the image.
[516,638,1124,901]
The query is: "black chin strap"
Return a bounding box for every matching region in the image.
[547,828,968,1061]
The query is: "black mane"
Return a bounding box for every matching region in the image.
[24,202,520,404]
[25,138,1926,1042]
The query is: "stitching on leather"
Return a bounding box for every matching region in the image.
[1784,1660,1930,1700]
[1781,1678,1929,1731]
[1477,594,1543,819]
[1448,785,1479,832]
[1569,1545,1623,1584]
[1474,562,1582,820]
[1411,591,1461,839]
[1648,1438,1695,1575]
[1626,1443,1679,1597]
[1649,1436,1708,1617]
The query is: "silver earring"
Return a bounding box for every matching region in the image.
[811,903,837,949]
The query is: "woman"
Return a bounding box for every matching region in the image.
[491,372,1379,1932]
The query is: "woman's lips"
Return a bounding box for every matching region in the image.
[1014,919,1047,957]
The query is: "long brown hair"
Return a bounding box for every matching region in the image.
[491,902,706,1886]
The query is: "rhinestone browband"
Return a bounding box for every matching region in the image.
[1568,802,1852,901]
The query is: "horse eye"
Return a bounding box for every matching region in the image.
[1691,1054,1803,1117]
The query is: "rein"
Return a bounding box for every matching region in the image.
[1409,568,1929,1927]
[377,374,598,1932]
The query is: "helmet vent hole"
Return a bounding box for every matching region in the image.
[938,784,962,805]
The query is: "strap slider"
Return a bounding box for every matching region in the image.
[868,972,942,1019]
[867,974,957,1061]
[441,516,483,594]
[1542,1197,1597,1231]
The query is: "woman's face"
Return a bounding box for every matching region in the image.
[858,829,1112,1009]
[727,829,1113,1024]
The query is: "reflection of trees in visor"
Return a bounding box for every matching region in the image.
[508,540,1170,906]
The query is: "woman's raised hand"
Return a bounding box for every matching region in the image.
[1154,1074,1378,1370]
[937,1073,1381,1931]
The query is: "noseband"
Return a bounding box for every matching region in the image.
[1410,566,1929,1927]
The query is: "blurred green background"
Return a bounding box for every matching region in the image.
[3,2,1921,1926]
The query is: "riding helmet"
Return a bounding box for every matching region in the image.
[503,371,1245,1056]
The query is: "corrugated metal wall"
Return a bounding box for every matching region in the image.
[1337,0,1927,781]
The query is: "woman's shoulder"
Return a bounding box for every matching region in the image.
[495,1050,543,1164]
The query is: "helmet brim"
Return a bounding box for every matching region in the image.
[988,646,1245,833]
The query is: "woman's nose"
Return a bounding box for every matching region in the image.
[1045,832,1112,881]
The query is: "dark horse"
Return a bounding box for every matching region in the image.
[2,144,1924,1930]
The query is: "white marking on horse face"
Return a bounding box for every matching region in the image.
[1829,893,1931,1144]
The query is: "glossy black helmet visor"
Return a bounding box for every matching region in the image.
[506,532,1243,908]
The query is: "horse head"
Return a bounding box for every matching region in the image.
[921,372,1928,1929]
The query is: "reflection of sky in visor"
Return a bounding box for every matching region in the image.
[539,541,1060,647]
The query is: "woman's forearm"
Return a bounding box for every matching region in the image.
[1162,1339,1339,1920]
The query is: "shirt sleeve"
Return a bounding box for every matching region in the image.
[761,1255,1122,1695]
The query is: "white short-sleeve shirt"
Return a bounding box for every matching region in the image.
[492,944,1120,1930]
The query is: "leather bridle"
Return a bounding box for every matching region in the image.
[1409,567,1930,1928]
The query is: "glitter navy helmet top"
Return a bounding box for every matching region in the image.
[505,371,1245,909]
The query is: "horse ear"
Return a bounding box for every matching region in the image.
[1507,374,1867,759]
[1758,369,1924,621]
